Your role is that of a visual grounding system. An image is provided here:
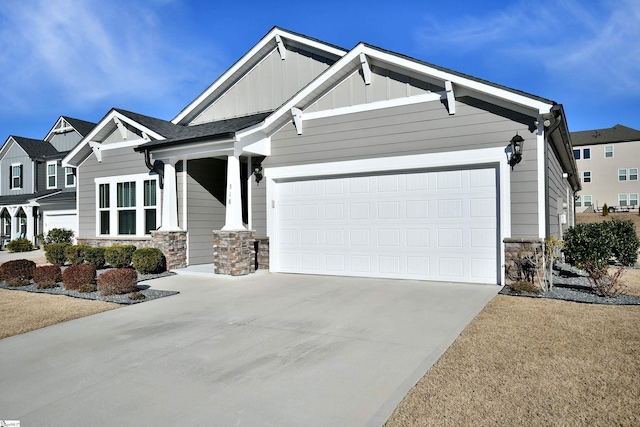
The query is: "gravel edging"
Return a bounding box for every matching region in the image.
[0,270,179,305]
[499,286,640,305]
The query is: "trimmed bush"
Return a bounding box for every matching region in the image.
[43,228,74,246]
[33,265,62,289]
[45,242,72,266]
[85,247,106,269]
[78,283,97,293]
[128,291,146,301]
[104,245,137,268]
[132,248,165,274]
[97,268,138,296]
[507,280,540,295]
[62,264,96,291]
[610,219,640,266]
[64,244,91,266]
[7,237,33,253]
[1,259,36,287]
[563,222,615,269]
[602,203,609,216]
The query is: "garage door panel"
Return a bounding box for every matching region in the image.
[274,168,497,283]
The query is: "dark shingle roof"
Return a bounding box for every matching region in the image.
[12,137,60,158]
[114,109,185,139]
[62,117,97,137]
[0,190,61,206]
[135,112,272,151]
[571,124,640,146]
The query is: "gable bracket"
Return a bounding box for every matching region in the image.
[359,53,372,85]
[445,80,456,115]
[275,34,286,60]
[113,117,128,140]
[89,141,102,163]
[291,108,303,135]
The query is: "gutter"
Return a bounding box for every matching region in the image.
[142,149,164,188]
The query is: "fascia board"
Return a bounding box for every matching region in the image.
[112,111,165,141]
[146,138,235,161]
[172,28,347,126]
[43,116,64,142]
[0,137,23,161]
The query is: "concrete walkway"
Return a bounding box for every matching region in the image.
[0,273,499,426]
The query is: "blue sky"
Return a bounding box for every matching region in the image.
[0,0,638,143]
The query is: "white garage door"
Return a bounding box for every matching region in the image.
[43,212,78,237]
[274,168,498,283]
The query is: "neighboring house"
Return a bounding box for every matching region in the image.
[64,27,580,284]
[571,124,640,212]
[0,116,96,246]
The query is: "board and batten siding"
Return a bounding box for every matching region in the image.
[1,143,33,195]
[186,159,226,265]
[48,131,83,153]
[192,46,335,125]
[546,139,569,238]
[250,178,267,236]
[77,147,154,237]
[263,96,540,239]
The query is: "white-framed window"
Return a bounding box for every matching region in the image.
[583,148,590,159]
[10,163,22,189]
[619,194,628,206]
[630,168,638,181]
[47,160,57,189]
[65,167,76,187]
[582,171,591,183]
[619,169,627,181]
[95,173,160,237]
[631,194,638,206]
[583,195,592,207]
[605,145,613,158]
[573,149,580,160]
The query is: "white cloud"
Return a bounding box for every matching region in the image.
[414,0,640,96]
[0,0,221,115]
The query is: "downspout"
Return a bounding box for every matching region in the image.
[143,149,164,188]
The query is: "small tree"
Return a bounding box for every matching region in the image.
[602,203,609,216]
[540,236,563,293]
[43,228,74,246]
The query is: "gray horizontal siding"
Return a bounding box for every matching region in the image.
[251,180,266,236]
[77,147,153,237]
[193,46,334,124]
[186,159,226,265]
[265,95,541,239]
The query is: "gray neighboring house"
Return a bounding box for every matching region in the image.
[64,27,580,284]
[0,116,96,247]
[571,124,640,212]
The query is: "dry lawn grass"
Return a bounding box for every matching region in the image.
[386,292,640,427]
[0,289,119,340]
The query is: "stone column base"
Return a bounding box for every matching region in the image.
[151,230,187,270]
[504,237,544,286]
[213,230,256,276]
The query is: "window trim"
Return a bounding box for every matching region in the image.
[94,173,160,237]
[605,145,614,158]
[582,171,591,183]
[583,148,590,159]
[10,163,22,190]
[65,167,76,188]
[631,193,638,206]
[46,160,57,189]
[573,149,580,160]
[630,168,638,181]
[619,168,627,181]
[619,193,628,206]
[582,195,592,207]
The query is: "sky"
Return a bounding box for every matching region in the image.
[0,0,638,144]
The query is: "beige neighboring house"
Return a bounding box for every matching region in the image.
[571,124,640,212]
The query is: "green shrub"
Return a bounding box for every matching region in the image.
[609,219,640,266]
[62,264,96,291]
[97,268,138,295]
[132,248,165,274]
[64,244,91,266]
[602,203,609,216]
[45,242,72,266]
[43,228,74,246]
[1,259,36,287]
[6,237,33,252]
[104,245,137,268]
[563,222,615,269]
[33,265,62,289]
[85,247,106,269]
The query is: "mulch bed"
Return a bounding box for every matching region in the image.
[0,269,178,305]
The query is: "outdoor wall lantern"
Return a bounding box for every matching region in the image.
[254,165,263,185]
[507,134,525,170]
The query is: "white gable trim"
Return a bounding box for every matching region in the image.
[0,137,28,162]
[63,110,166,168]
[172,27,347,125]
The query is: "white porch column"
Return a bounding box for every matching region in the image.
[159,161,181,231]
[222,154,246,230]
[25,207,34,242]
[9,207,18,239]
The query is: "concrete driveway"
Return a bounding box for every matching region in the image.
[0,273,499,426]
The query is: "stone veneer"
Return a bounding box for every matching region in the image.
[503,237,544,286]
[255,236,269,270]
[78,230,187,270]
[213,230,256,276]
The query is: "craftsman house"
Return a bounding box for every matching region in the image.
[0,116,95,246]
[63,27,579,284]
[571,124,640,212]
